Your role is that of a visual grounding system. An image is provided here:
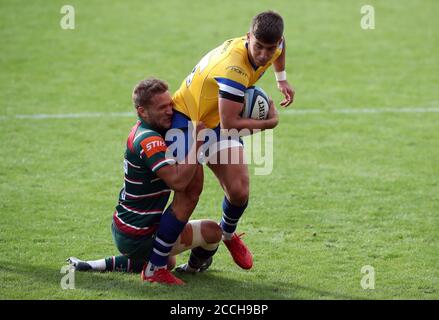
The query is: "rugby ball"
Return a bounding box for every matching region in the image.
[241,86,270,120]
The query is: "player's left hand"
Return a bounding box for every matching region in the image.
[266,98,279,129]
[277,80,295,107]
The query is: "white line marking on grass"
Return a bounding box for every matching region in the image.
[1,107,439,121]
[13,112,134,119]
[282,107,439,115]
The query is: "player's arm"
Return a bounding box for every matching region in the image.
[272,37,295,107]
[155,161,200,192]
[152,123,205,192]
[219,97,278,131]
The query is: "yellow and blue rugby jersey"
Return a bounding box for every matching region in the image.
[173,36,283,129]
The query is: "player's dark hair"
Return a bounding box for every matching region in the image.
[251,10,284,44]
[132,78,168,109]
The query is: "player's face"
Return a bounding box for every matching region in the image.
[247,32,280,67]
[143,91,174,130]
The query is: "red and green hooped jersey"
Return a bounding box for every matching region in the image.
[113,119,175,237]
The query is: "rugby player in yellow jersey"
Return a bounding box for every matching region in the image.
[166,11,295,271]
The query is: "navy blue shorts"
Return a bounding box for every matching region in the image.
[165,110,243,163]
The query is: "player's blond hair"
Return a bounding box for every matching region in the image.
[132,78,168,109]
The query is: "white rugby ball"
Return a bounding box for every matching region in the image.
[241,86,270,120]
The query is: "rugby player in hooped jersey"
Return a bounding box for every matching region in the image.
[68,78,223,285]
[164,11,295,274]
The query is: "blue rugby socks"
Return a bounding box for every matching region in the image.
[145,206,186,276]
[220,196,248,240]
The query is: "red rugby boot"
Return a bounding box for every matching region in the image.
[141,265,185,285]
[223,233,253,270]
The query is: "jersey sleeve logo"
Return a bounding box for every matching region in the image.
[140,136,168,158]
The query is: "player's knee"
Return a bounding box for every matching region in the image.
[201,220,223,244]
[227,178,249,205]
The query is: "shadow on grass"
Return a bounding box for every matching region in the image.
[0,261,361,300]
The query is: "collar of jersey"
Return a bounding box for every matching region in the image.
[244,41,259,71]
[138,117,152,129]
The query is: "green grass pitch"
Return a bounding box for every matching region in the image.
[0,0,438,299]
